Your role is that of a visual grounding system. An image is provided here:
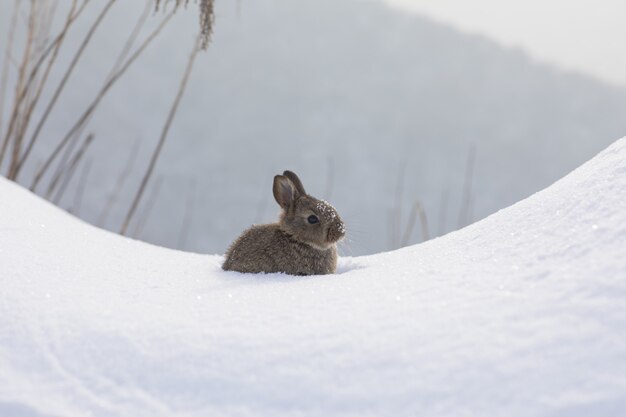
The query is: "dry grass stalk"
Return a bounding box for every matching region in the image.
[131,176,163,239]
[177,179,197,249]
[0,1,37,171]
[1,0,213,249]
[387,160,436,248]
[0,0,89,176]
[22,1,88,89]
[37,1,151,193]
[155,0,214,49]
[20,0,118,184]
[97,139,140,228]
[52,133,94,205]
[388,161,407,249]
[457,144,476,228]
[400,200,429,247]
[8,0,80,179]
[29,9,175,191]
[109,0,153,76]
[437,187,449,236]
[45,131,83,199]
[0,0,21,148]
[16,0,88,108]
[120,33,203,235]
[70,158,92,216]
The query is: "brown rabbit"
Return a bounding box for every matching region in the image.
[222,170,345,275]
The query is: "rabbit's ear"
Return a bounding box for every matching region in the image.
[283,170,306,195]
[273,175,296,208]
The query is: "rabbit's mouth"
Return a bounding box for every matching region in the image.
[327,222,346,244]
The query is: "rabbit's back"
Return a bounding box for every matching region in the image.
[222,224,337,275]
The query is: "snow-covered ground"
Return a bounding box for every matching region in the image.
[1,138,625,416]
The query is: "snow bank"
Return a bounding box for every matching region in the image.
[1,138,625,416]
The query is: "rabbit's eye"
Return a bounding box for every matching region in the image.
[307,215,319,224]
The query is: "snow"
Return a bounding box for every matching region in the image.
[1,138,626,416]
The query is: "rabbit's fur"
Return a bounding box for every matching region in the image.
[222,170,345,275]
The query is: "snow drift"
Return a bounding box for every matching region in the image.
[1,138,625,416]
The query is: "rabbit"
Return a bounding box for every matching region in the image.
[222,170,346,275]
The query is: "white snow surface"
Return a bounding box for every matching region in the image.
[1,138,626,416]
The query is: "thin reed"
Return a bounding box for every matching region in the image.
[1,0,211,242]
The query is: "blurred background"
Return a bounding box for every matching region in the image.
[1,0,625,256]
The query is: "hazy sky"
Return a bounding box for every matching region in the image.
[384,0,626,87]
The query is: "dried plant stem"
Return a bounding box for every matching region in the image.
[97,140,139,225]
[8,0,80,179]
[51,133,94,204]
[97,139,140,227]
[108,0,152,76]
[120,34,202,235]
[457,144,476,228]
[197,0,215,50]
[131,176,163,239]
[177,179,196,249]
[19,0,117,183]
[37,1,150,187]
[29,10,175,191]
[41,2,150,190]
[0,1,36,172]
[401,200,429,247]
[389,161,407,248]
[70,158,92,216]
[45,132,82,198]
[0,0,20,151]
[18,0,88,102]
[7,3,45,176]
[387,209,395,249]
[437,187,449,236]
[27,1,150,190]
[1,0,88,174]
[155,0,214,49]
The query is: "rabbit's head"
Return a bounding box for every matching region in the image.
[273,170,345,250]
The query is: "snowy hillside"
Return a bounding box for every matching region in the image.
[3,0,626,255]
[1,138,625,416]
